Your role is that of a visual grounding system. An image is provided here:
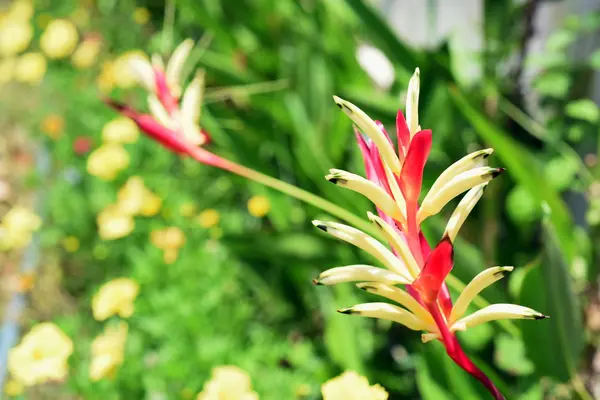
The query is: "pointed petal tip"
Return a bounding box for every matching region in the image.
[312,277,323,285]
[355,282,373,291]
[491,167,506,178]
[482,148,495,158]
[311,220,327,232]
[337,308,355,315]
[534,314,550,320]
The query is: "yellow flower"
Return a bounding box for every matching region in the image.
[141,190,162,217]
[247,196,270,218]
[197,366,259,400]
[0,206,41,250]
[71,36,101,69]
[179,202,197,217]
[102,116,139,144]
[322,371,388,400]
[14,52,46,84]
[92,278,139,321]
[112,50,147,89]
[97,60,116,93]
[4,379,23,396]
[89,321,128,381]
[40,19,79,59]
[0,57,16,84]
[62,236,80,252]
[150,227,185,264]
[97,204,135,241]
[0,20,33,56]
[133,7,151,25]
[87,144,130,181]
[197,209,220,228]
[40,114,65,140]
[4,1,34,22]
[8,323,73,386]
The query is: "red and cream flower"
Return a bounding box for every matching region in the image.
[314,69,547,400]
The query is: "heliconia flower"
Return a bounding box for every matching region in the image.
[315,68,547,400]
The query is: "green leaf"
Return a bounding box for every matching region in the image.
[565,99,600,123]
[545,31,576,51]
[518,219,584,382]
[415,356,454,400]
[533,72,570,98]
[494,334,534,376]
[449,88,576,263]
[589,49,600,70]
[544,156,579,191]
[506,185,542,225]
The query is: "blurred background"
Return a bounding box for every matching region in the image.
[0,0,599,398]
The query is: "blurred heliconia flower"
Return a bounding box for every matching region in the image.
[8,323,73,386]
[197,365,259,400]
[314,69,547,400]
[92,278,139,321]
[322,371,388,400]
[89,321,128,381]
[105,38,213,159]
[40,19,79,59]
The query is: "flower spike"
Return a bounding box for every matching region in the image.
[317,69,547,400]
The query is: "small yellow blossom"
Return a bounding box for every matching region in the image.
[97,204,135,240]
[0,206,41,250]
[8,323,73,386]
[14,52,46,84]
[247,196,270,218]
[133,7,151,25]
[40,19,79,59]
[97,60,116,93]
[5,1,34,22]
[197,366,259,400]
[40,114,65,140]
[321,371,388,400]
[4,379,23,396]
[0,57,16,84]
[71,36,101,69]
[197,209,220,228]
[179,202,197,217]
[150,227,185,264]
[92,278,139,321]
[102,117,139,144]
[141,191,162,217]
[87,144,130,181]
[62,236,80,252]
[0,20,33,56]
[89,321,128,381]
[112,50,147,89]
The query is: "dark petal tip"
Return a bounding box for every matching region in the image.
[491,167,506,178]
[315,224,327,232]
[337,308,354,315]
[534,314,550,320]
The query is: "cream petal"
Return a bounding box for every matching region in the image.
[424,148,493,206]
[449,266,514,324]
[405,68,420,137]
[338,302,429,331]
[326,169,405,222]
[332,96,401,174]
[314,265,411,286]
[366,212,419,278]
[181,69,205,124]
[128,55,155,91]
[443,183,488,241]
[166,39,194,90]
[356,282,435,330]
[381,160,407,218]
[418,166,504,222]
[452,303,548,331]
[312,220,413,280]
[147,94,174,128]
